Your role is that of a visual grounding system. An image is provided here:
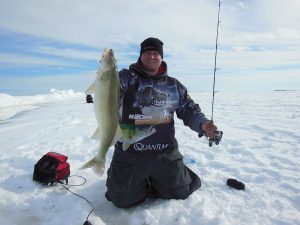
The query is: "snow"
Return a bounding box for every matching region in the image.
[0,90,299,225]
[0,89,83,120]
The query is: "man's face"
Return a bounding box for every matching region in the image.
[140,51,162,75]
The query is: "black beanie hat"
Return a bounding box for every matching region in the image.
[140,37,164,58]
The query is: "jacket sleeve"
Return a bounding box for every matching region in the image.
[118,69,130,96]
[175,80,209,135]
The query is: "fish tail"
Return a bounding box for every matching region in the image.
[79,157,105,176]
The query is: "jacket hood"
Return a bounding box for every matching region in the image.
[129,60,168,79]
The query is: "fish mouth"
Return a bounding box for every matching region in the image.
[102,48,114,60]
[99,48,117,68]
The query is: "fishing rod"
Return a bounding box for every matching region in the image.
[208,0,223,147]
[208,2,245,190]
[211,0,221,122]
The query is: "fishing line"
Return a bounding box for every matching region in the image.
[211,0,222,122]
[59,175,94,224]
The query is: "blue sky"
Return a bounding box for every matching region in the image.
[0,0,299,95]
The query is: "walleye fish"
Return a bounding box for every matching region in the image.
[120,124,156,150]
[80,48,121,176]
[81,48,157,175]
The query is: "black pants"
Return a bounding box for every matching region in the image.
[105,149,201,208]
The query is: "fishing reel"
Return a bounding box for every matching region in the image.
[198,130,223,147]
[208,130,223,147]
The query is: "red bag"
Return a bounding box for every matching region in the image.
[33,152,70,185]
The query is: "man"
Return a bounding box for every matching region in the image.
[105,37,218,208]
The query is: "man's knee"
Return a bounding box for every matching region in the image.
[153,184,191,200]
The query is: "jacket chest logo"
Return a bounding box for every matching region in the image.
[137,87,170,108]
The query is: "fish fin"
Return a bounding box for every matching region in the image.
[109,125,122,146]
[79,156,105,176]
[122,142,130,151]
[85,83,96,94]
[150,127,157,135]
[91,127,100,140]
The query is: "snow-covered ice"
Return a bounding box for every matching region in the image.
[0,90,299,225]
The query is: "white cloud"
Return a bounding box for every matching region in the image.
[0,52,75,67]
[0,0,217,47]
[36,46,101,61]
[1,0,299,54]
[257,0,300,30]
[0,0,299,92]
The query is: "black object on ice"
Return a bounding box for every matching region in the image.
[86,94,93,103]
[227,179,245,190]
[33,152,70,186]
